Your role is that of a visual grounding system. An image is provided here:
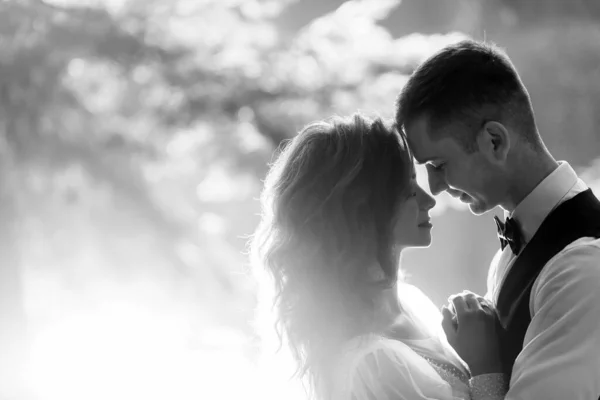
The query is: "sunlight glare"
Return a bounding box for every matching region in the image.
[27,300,277,400]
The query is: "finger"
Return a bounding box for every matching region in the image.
[441,306,457,344]
[450,295,469,317]
[461,290,487,305]
[464,293,479,310]
[452,296,477,329]
[441,305,456,323]
[477,296,493,308]
[476,297,497,316]
[459,290,478,301]
[447,299,456,316]
[444,307,458,329]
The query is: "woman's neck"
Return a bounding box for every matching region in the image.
[377,284,432,341]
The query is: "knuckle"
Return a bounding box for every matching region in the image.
[464,292,477,301]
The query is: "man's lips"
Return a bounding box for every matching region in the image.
[459,194,472,203]
[448,189,472,203]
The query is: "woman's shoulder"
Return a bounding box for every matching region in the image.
[336,334,413,376]
[332,335,453,400]
[341,334,411,358]
[336,334,447,382]
[396,282,439,312]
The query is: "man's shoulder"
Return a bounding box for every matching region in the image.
[556,236,600,259]
[536,237,600,286]
[529,237,600,313]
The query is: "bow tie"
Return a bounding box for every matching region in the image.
[494,216,524,255]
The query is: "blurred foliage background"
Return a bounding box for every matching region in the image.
[1,0,599,399]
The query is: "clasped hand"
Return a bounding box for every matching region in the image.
[441,290,504,376]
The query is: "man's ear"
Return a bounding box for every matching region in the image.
[477,121,510,164]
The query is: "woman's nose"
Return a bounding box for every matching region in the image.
[423,190,436,210]
[426,191,436,210]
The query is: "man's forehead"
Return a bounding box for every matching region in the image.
[404,118,436,164]
[405,116,462,164]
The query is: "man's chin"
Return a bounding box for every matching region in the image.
[468,202,492,215]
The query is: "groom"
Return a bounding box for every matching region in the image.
[395,39,600,399]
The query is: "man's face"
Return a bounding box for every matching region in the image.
[404,116,502,215]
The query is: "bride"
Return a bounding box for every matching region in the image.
[251,113,508,400]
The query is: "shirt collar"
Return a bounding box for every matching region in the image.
[508,161,580,244]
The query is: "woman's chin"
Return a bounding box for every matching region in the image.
[418,238,433,248]
[395,228,433,249]
[417,230,433,247]
[402,236,433,249]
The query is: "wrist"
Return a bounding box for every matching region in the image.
[469,361,504,376]
[469,373,509,400]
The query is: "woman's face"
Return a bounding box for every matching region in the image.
[392,171,437,248]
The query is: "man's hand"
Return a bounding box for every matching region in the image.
[441,290,504,376]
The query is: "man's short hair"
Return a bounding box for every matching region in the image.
[395,39,539,152]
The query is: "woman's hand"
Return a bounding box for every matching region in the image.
[441,291,504,376]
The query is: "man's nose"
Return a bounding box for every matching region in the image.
[428,170,449,196]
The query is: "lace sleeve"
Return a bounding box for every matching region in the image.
[469,373,509,400]
[346,339,469,400]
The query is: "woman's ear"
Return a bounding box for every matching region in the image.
[477,121,510,165]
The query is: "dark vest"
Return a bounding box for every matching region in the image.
[496,189,600,376]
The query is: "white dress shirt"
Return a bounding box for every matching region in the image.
[486,161,600,400]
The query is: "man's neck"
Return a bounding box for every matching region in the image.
[502,151,559,213]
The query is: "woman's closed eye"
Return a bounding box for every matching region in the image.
[408,175,418,197]
[404,185,417,199]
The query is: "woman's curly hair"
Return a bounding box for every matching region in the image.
[251,113,413,399]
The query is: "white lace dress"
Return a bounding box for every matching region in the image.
[330,284,508,400]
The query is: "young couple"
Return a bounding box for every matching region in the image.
[251,39,600,400]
